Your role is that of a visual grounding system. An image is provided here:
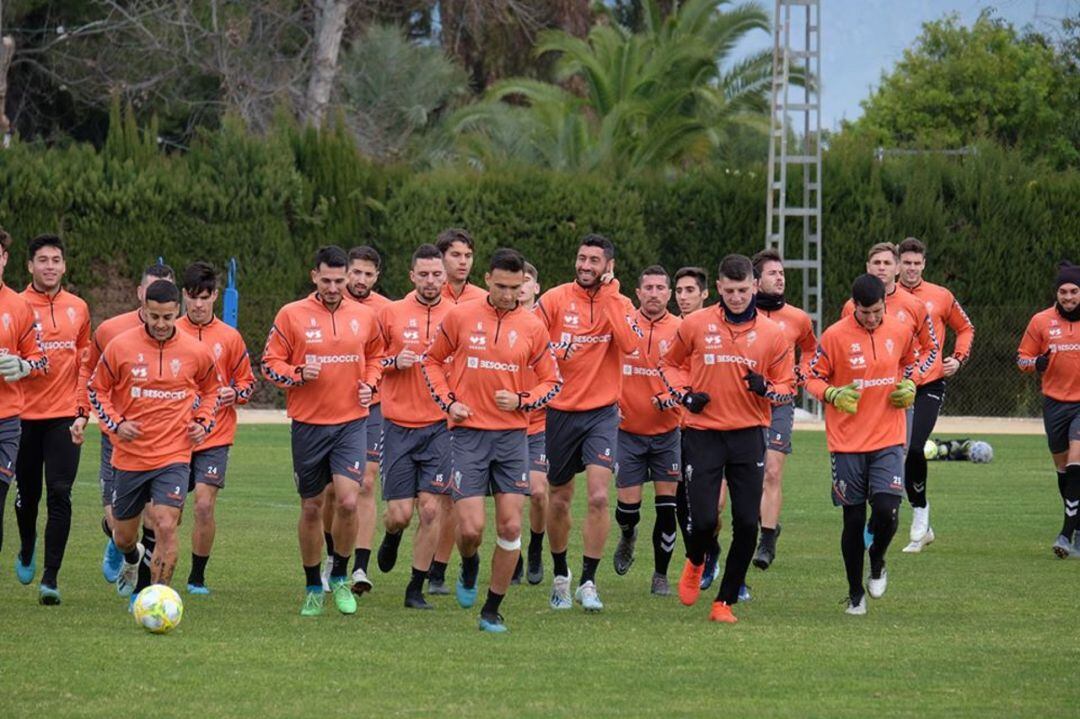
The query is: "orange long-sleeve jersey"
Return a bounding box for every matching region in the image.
[176,315,255,449]
[759,301,817,386]
[88,325,221,471]
[900,280,975,384]
[619,309,682,436]
[0,282,47,419]
[842,286,939,378]
[442,281,486,305]
[536,280,641,412]
[378,292,453,427]
[81,309,143,421]
[20,285,90,420]
[526,304,547,436]
[261,293,383,426]
[349,290,393,407]
[1017,306,1080,402]
[806,314,917,453]
[659,306,794,432]
[421,298,562,431]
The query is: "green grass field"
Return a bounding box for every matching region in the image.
[1,426,1076,718]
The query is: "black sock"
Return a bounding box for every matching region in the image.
[304,563,322,588]
[760,526,777,542]
[383,529,403,548]
[1062,465,1080,538]
[615,500,641,538]
[481,589,504,618]
[101,516,113,540]
[1058,470,1068,501]
[137,528,156,593]
[653,496,678,576]
[868,495,901,577]
[0,482,7,554]
[428,560,447,582]
[41,567,58,588]
[407,566,426,594]
[580,555,600,585]
[123,547,141,564]
[188,553,209,585]
[460,552,480,589]
[354,548,371,573]
[528,530,544,559]
[324,532,335,558]
[552,550,569,578]
[842,505,867,602]
[330,552,349,579]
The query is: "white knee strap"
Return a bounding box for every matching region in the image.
[496,534,521,551]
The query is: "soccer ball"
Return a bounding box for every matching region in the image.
[969,440,993,464]
[133,584,184,634]
[923,439,938,461]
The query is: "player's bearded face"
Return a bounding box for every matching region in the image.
[184,289,217,324]
[1059,284,1080,312]
[759,261,784,295]
[718,276,756,315]
[900,252,924,286]
[854,300,885,330]
[575,247,609,288]
[145,300,180,340]
[312,265,346,307]
[410,259,446,302]
[486,269,524,311]
[348,260,379,299]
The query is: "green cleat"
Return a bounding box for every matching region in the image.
[330,577,357,615]
[300,589,324,617]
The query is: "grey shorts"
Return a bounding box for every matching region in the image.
[188,445,230,492]
[450,427,530,500]
[366,402,384,464]
[0,416,20,485]
[545,404,619,487]
[291,418,368,499]
[380,420,451,500]
[830,445,905,507]
[99,430,115,506]
[615,428,681,488]
[528,431,548,474]
[767,403,795,455]
[112,462,189,520]
[1043,396,1080,455]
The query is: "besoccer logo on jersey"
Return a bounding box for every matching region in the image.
[170,358,182,377]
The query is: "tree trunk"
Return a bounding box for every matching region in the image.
[1,0,14,140]
[304,0,352,127]
[550,0,591,38]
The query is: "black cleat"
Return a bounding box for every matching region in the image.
[404,592,434,610]
[511,556,523,585]
[752,542,775,570]
[526,551,544,585]
[377,533,400,573]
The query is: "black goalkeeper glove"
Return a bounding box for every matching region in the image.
[744,371,768,397]
[1035,352,1050,373]
[681,389,711,414]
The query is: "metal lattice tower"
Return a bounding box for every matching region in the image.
[765,0,822,336]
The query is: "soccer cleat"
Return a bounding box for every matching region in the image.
[844,594,867,615]
[330,577,357,615]
[868,569,888,599]
[320,557,332,593]
[511,556,523,585]
[455,573,478,609]
[752,542,775,571]
[404,592,434,610]
[738,584,752,602]
[1073,529,1080,553]
[186,583,211,596]
[351,567,373,596]
[574,581,604,612]
[549,573,572,610]
[102,539,123,583]
[909,504,930,543]
[708,600,737,623]
[478,612,508,633]
[699,555,719,591]
[650,573,671,596]
[613,527,637,576]
[428,578,450,595]
[15,543,36,585]
[300,589,325,617]
[115,543,144,597]
[38,584,61,606]
[902,527,936,553]
[1052,534,1077,559]
[377,533,400,573]
[678,559,704,606]
[526,552,544,585]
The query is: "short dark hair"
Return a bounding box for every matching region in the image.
[751,248,782,278]
[490,248,525,274]
[0,228,11,254]
[580,233,615,261]
[867,242,898,262]
[142,262,175,283]
[674,266,707,291]
[145,279,180,305]
[523,261,538,280]
[348,246,382,270]
[436,228,474,254]
[28,234,64,261]
[851,274,886,307]
[314,245,348,269]
[897,237,926,256]
[638,264,669,287]
[182,261,217,296]
[411,243,443,267]
[718,254,754,282]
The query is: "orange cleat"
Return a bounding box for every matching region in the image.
[708,600,737,624]
[678,559,704,606]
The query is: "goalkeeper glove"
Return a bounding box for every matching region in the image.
[889,378,917,408]
[0,354,31,383]
[743,371,768,397]
[680,389,711,414]
[824,383,860,414]
[1035,352,1050,373]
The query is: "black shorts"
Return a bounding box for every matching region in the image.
[112,462,189,520]
[1043,396,1080,455]
[99,431,115,506]
[528,431,548,474]
[290,418,368,499]
[188,445,230,492]
[450,427,530,500]
[545,404,619,486]
[767,403,795,455]
[830,446,905,507]
[615,428,681,488]
[380,420,451,500]
[366,402,384,464]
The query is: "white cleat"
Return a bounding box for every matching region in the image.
[321,556,333,593]
[115,543,145,597]
[909,504,930,543]
[549,573,572,610]
[867,570,888,599]
[902,527,936,553]
[351,567,373,595]
[845,594,867,615]
[574,580,604,612]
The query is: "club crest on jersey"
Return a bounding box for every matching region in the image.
[746,330,758,346]
[659,339,670,355]
[507,329,518,348]
[66,306,77,325]
[897,310,908,322]
[350,318,360,336]
[885,338,895,355]
[1,313,10,331]
[170,358,182,377]
[213,342,223,359]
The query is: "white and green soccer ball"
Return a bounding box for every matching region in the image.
[923,439,938,461]
[133,584,184,634]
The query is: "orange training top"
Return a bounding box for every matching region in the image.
[88,325,221,471]
[1017,306,1080,403]
[378,292,453,427]
[842,286,939,378]
[176,315,255,449]
[0,282,47,420]
[806,314,917,453]
[759,301,816,387]
[442,281,486,305]
[900,280,975,384]
[349,291,393,406]
[421,297,561,431]
[261,293,383,425]
[525,304,547,436]
[619,309,682,436]
[20,285,91,420]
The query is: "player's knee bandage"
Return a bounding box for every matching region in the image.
[496,534,521,551]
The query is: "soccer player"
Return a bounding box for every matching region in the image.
[13,235,90,604]
[674,267,709,318]
[261,246,383,617]
[659,254,793,623]
[612,265,682,596]
[177,261,256,594]
[750,249,817,570]
[897,237,975,553]
[1017,261,1080,558]
[0,229,47,570]
[373,244,453,609]
[806,274,917,615]
[88,280,222,603]
[421,248,561,632]
[536,234,640,611]
[86,262,175,584]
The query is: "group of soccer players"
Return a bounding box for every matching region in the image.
[2,223,1078,631]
